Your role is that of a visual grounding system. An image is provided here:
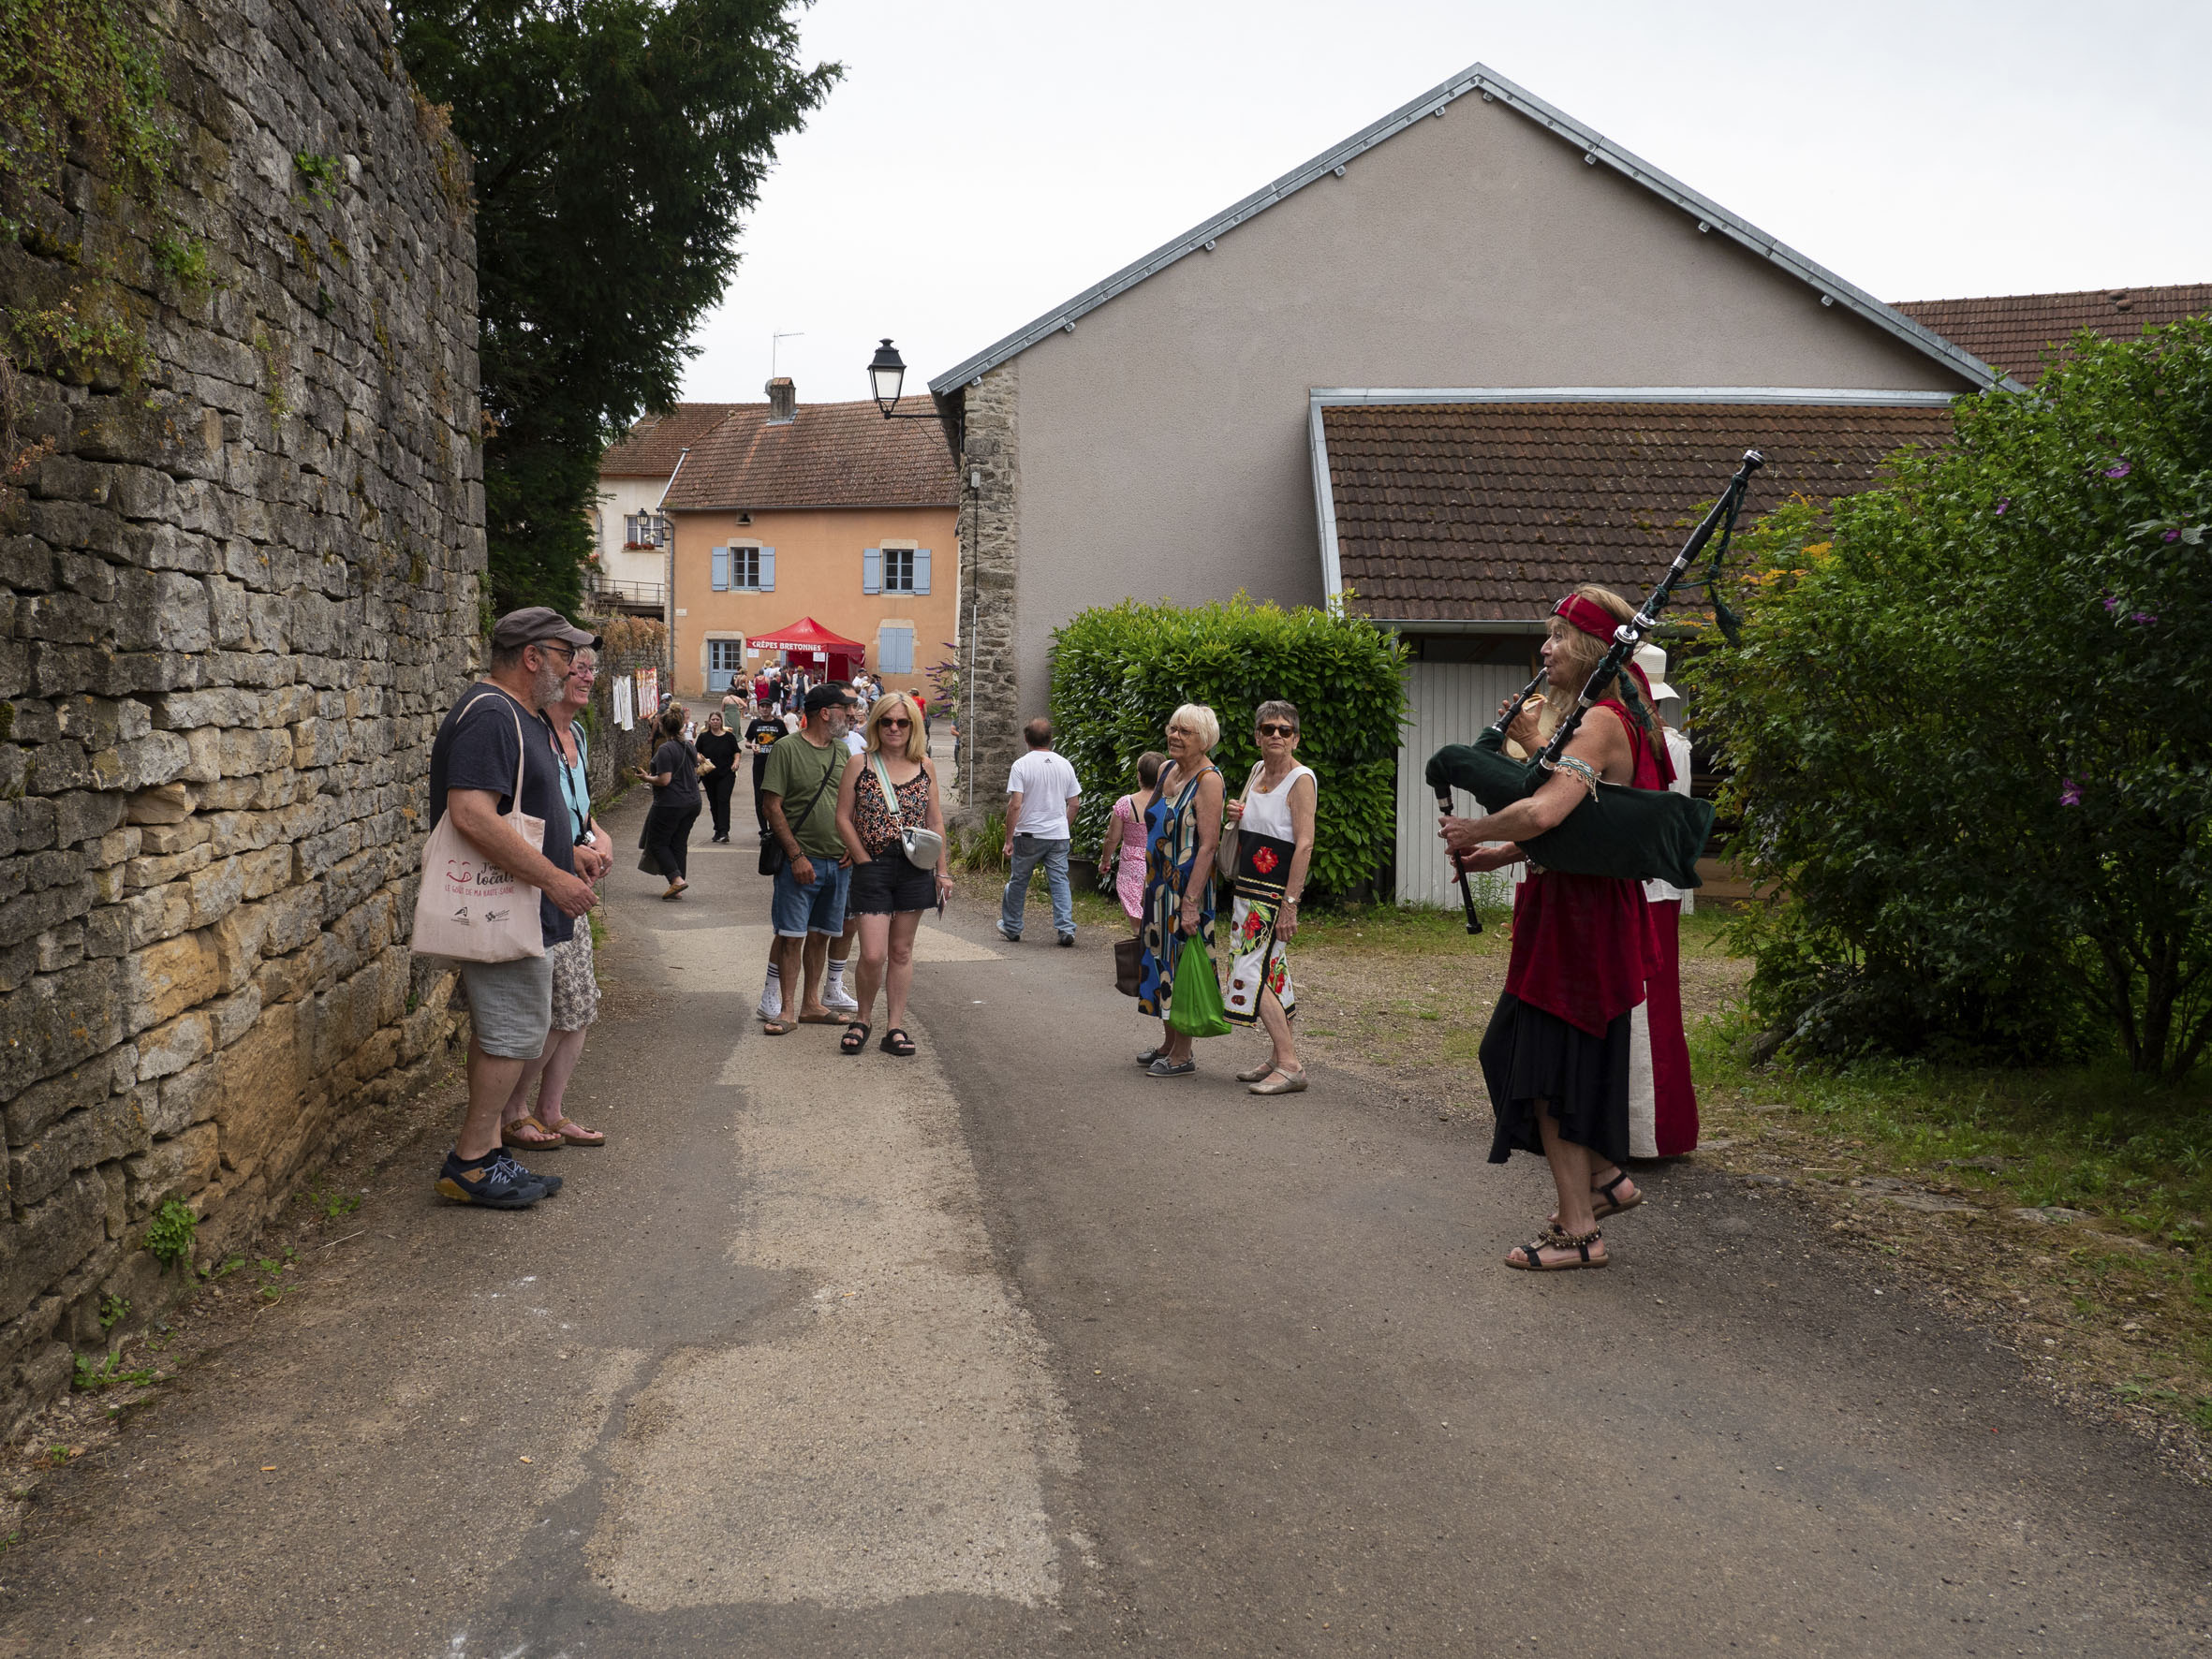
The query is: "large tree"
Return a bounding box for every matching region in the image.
[394,0,838,616]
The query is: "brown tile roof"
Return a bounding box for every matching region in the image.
[659,398,957,511]
[1893,285,2211,384]
[1324,400,1957,624]
[600,404,756,477]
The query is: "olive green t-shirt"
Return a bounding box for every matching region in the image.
[759,731,849,859]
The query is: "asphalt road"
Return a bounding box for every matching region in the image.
[3,798,2208,1657]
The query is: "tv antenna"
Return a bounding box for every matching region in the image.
[771,330,804,379]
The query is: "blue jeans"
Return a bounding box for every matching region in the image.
[1001,834,1073,938]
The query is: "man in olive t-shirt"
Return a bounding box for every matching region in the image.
[759,684,856,1028]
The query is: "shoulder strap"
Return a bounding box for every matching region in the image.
[456,687,531,812]
[871,752,907,826]
[786,741,840,833]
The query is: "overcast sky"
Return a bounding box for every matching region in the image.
[676,0,2210,407]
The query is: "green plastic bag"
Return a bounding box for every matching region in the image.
[1166,936,1231,1039]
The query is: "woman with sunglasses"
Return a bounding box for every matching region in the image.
[499,643,610,1151]
[1222,701,1315,1094]
[832,693,952,1056]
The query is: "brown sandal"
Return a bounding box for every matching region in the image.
[541,1117,605,1147]
[501,1115,565,1151]
[1504,1225,1608,1271]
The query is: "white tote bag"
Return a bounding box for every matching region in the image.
[409,691,547,962]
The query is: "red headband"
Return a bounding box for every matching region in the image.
[1553,593,1620,643]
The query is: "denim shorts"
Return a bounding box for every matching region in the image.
[457,952,554,1059]
[772,858,851,937]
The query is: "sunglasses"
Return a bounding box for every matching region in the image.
[878,716,911,728]
[1257,723,1296,738]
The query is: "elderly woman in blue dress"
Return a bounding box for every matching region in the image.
[1135,704,1225,1078]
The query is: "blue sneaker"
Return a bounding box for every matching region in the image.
[492,1149,561,1196]
[435,1148,551,1208]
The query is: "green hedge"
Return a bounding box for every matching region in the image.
[1049,596,1408,898]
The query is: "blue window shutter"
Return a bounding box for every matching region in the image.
[913,549,931,595]
[759,547,774,590]
[711,547,729,591]
[862,548,881,595]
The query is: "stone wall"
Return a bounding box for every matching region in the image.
[953,362,1020,810]
[0,0,482,1429]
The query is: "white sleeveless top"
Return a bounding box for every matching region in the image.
[1241,763,1314,842]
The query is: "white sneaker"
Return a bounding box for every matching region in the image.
[821,987,859,1015]
[757,991,781,1021]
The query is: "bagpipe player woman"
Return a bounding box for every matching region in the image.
[1439,583,1674,1271]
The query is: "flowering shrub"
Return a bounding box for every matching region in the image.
[1691,319,2212,1075]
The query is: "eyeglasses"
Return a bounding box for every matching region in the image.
[1257,723,1296,738]
[567,662,598,679]
[878,717,911,729]
[536,641,577,664]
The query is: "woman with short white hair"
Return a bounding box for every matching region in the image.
[1135,703,1225,1078]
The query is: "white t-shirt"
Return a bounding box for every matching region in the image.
[1006,749,1081,840]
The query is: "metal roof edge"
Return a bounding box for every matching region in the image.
[930,63,2024,398]
[1363,618,1550,634]
[1310,397,1344,605]
[1309,386,1962,408]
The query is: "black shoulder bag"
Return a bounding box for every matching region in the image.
[759,747,840,877]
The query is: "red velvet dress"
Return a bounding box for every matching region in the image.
[1479,701,1662,1168]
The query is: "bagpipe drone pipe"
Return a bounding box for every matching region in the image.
[1423,449,1763,890]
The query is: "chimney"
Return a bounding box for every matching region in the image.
[765,376,796,423]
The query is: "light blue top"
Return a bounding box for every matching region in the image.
[556,720,591,841]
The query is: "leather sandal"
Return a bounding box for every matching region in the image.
[1235,1060,1278,1083]
[840,1021,871,1055]
[501,1115,564,1151]
[1248,1068,1307,1095]
[540,1117,605,1148]
[1551,1168,1644,1227]
[1504,1225,1608,1271]
[879,1027,917,1057]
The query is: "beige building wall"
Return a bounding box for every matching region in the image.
[593,476,675,596]
[670,506,958,700]
[959,91,1978,771]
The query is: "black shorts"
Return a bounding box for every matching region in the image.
[848,852,936,915]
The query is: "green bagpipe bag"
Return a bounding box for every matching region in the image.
[1424,728,1715,890]
[1165,937,1233,1039]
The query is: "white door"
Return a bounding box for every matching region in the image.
[1395,661,1534,908]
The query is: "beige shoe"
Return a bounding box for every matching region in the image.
[1248,1068,1307,1095]
[1235,1059,1278,1083]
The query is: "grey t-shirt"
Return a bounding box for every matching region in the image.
[427,685,577,947]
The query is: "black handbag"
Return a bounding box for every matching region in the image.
[759,748,840,877]
[1113,934,1143,999]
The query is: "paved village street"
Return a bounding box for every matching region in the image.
[2,793,2209,1658]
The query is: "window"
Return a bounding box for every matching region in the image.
[710,545,772,591]
[862,548,930,595]
[625,512,666,548]
[708,639,745,689]
[877,625,915,676]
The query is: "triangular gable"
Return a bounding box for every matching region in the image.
[930,65,2014,397]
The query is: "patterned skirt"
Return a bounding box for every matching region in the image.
[548,924,601,1032]
[1223,893,1292,1024]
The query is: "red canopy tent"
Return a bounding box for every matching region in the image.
[746,616,868,685]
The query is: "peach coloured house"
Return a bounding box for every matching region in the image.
[638,380,958,700]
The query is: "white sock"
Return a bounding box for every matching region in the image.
[826,959,847,993]
[760,961,781,1006]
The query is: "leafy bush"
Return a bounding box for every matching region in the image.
[141,1199,197,1270]
[1050,595,1407,898]
[1691,319,2212,1076]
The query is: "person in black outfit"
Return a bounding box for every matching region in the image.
[697,710,742,842]
[745,705,786,836]
[634,703,701,898]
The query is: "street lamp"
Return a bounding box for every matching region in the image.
[866,338,937,419]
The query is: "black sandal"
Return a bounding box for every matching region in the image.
[840,1021,870,1055]
[879,1027,916,1057]
[1504,1224,1608,1271]
[1592,1169,1644,1219]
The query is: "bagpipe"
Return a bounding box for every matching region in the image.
[1424,448,1763,890]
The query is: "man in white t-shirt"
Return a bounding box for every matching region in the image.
[998,717,1082,946]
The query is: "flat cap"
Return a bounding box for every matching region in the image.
[491,607,598,652]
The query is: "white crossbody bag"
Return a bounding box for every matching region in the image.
[872,754,945,871]
[410,691,547,962]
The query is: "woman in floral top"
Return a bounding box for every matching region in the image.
[833,692,951,1058]
[1222,700,1316,1095]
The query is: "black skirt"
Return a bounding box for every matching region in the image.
[1478,991,1632,1168]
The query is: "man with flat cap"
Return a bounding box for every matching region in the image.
[425,607,604,1208]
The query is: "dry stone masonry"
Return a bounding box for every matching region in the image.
[955,361,1020,808]
[0,0,482,1429]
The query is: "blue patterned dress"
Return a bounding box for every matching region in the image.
[1136,765,1218,1018]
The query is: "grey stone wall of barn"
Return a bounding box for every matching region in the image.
[0,0,483,1430]
[952,362,1020,813]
